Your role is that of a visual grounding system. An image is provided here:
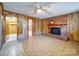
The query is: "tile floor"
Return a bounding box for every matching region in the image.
[0,40,25,56]
[0,35,79,56]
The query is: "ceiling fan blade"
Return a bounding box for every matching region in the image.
[42,9,53,15]
[28,9,37,15]
[30,2,53,15]
[33,2,42,9]
[33,9,37,14]
[39,5,43,10]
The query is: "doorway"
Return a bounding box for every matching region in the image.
[28,19,32,37]
[5,15,18,42]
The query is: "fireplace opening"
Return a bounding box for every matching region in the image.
[50,27,61,35]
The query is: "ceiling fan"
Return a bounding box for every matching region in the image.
[31,2,53,14]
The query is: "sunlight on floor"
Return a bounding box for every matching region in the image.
[6,34,17,42]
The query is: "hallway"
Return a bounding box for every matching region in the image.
[0,35,79,56]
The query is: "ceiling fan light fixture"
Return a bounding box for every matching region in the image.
[37,9,42,13]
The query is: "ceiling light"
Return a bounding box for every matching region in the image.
[37,9,42,13]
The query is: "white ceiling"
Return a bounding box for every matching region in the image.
[2,2,79,19]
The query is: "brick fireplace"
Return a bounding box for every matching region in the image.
[50,27,61,35]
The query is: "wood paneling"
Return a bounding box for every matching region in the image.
[42,11,79,41]
[67,12,79,41]
[0,3,3,15]
[42,19,48,34]
[30,18,43,36]
[0,3,4,49]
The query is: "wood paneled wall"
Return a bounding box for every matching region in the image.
[0,3,3,15]
[3,11,43,38]
[42,11,79,41]
[67,12,79,41]
[29,17,43,36]
[0,3,4,49]
[48,15,67,25]
[3,11,17,35]
[42,19,48,34]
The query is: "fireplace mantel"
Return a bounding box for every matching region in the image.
[48,24,67,27]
